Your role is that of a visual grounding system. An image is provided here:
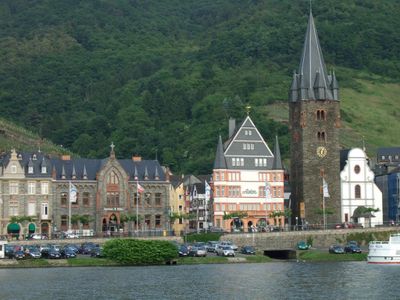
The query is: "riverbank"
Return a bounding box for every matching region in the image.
[0,250,367,268]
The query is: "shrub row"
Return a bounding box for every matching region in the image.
[103,239,178,265]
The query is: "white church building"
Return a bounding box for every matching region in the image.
[340,148,383,227]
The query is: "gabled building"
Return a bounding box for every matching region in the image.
[212,116,284,232]
[340,148,383,227]
[169,174,189,235]
[0,145,171,238]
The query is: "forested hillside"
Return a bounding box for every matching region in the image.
[0,0,399,173]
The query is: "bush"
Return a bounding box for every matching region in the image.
[103,239,178,265]
[185,232,223,243]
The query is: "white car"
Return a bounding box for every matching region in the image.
[65,232,79,239]
[216,245,235,257]
[220,241,238,251]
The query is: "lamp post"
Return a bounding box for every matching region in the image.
[295,216,298,231]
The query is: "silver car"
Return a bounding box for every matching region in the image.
[189,246,207,257]
[216,245,235,257]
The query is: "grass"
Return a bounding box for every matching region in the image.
[298,250,367,262]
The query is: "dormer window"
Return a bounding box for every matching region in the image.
[41,166,47,174]
[11,164,17,174]
[33,154,37,160]
[28,166,34,174]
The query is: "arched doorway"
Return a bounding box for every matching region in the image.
[230,218,243,232]
[247,221,255,232]
[7,223,20,239]
[109,214,119,232]
[28,223,36,234]
[41,223,49,235]
[257,218,268,232]
[102,218,107,232]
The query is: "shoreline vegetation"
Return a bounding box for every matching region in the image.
[0,250,367,268]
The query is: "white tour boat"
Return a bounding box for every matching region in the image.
[368,233,400,264]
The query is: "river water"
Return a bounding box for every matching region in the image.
[0,262,397,299]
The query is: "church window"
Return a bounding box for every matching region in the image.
[83,192,90,206]
[107,171,119,184]
[61,193,67,206]
[355,185,361,199]
[354,165,360,174]
[316,109,326,120]
[317,131,326,142]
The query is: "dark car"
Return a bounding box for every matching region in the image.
[62,247,77,258]
[14,250,26,259]
[344,244,362,254]
[178,245,190,257]
[5,245,15,258]
[80,242,98,254]
[297,241,311,250]
[329,245,345,254]
[26,246,42,259]
[48,248,62,259]
[90,247,104,258]
[240,246,256,255]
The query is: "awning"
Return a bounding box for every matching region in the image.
[28,223,36,232]
[7,223,20,233]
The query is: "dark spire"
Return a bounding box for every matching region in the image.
[295,11,336,101]
[154,166,160,180]
[290,71,299,102]
[134,165,138,180]
[110,142,115,159]
[213,135,227,169]
[61,164,66,179]
[331,70,339,100]
[144,166,149,180]
[272,135,283,170]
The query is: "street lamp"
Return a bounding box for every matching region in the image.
[295,216,298,231]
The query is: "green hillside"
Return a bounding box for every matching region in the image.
[0,0,399,172]
[0,117,71,156]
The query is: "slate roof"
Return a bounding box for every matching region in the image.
[289,12,339,102]
[272,135,283,170]
[0,151,165,181]
[213,135,227,169]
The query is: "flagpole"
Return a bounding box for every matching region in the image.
[322,178,326,230]
[136,181,139,234]
[68,181,72,232]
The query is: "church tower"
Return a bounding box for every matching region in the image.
[289,11,341,227]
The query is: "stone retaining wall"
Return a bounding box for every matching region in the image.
[223,227,399,249]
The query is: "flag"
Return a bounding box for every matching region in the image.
[323,178,330,198]
[69,181,77,203]
[264,181,271,198]
[205,181,211,201]
[137,181,144,193]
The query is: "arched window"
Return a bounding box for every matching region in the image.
[355,185,361,199]
[317,131,326,142]
[107,171,119,184]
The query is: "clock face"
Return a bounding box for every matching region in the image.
[317,146,327,158]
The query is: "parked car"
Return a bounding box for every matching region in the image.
[297,241,311,250]
[206,241,219,252]
[216,246,235,257]
[14,250,26,260]
[240,246,256,255]
[62,247,77,259]
[220,241,238,251]
[90,247,104,258]
[80,242,98,254]
[189,246,207,257]
[344,244,362,254]
[178,245,190,257]
[209,227,225,233]
[47,248,62,259]
[5,245,15,258]
[329,245,345,254]
[25,246,42,259]
[27,233,48,240]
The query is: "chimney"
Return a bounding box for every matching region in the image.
[229,118,236,138]
[132,156,142,162]
[61,155,71,161]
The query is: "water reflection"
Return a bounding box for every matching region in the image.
[0,262,397,299]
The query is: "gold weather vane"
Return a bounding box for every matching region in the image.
[245,105,251,115]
